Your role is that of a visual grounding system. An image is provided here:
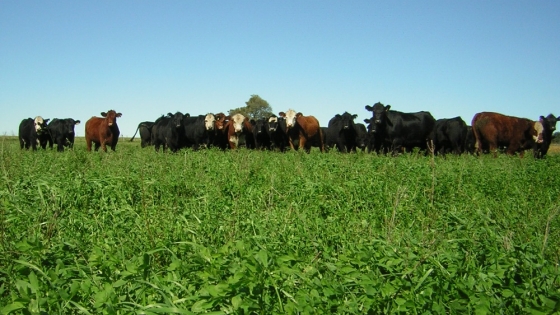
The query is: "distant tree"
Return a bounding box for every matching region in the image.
[228,95,273,120]
[552,132,560,144]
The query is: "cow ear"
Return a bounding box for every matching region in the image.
[279,112,285,117]
[116,113,122,118]
[385,105,391,111]
[364,118,370,124]
[296,112,303,117]
[365,105,372,111]
[101,112,107,117]
[44,119,50,124]
[75,120,81,125]
[539,116,545,122]
[352,114,358,119]
[335,114,341,118]
[250,119,256,125]
[185,113,190,117]
[557,116,560,121]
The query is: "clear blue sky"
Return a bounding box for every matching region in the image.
[1,0,559,137]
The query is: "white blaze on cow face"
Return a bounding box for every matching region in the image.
[231,114,245,133]
[284,109,297,129]
[533,121,544,143]
[204,114,216,131]
[268,116,278,131]
[34,116,45,132]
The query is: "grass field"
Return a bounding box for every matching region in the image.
[1,137,559,314]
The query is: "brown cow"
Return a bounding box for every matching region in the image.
[279,109,324,153]
[471,112,544,158]
[212,112,230,150]
[85,110,122,152]
[224,113,254,149]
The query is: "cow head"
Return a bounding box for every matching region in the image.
[253,118,267,134]
[279,109,298,129]
[365,102,390,133]
[540,114,560,134]
[340,112,357,130]
[204,114,216,131]
[267,115,279,132]
[101,110,122,127]
[230,113,246,134]
[532,121,544,143]
[34,116,50,134]
[170,112,184,128]
[66,119,80,134]
[214,113,228,131]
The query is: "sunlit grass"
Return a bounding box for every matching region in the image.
[1,137,559,313]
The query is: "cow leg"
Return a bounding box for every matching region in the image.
[94,142,101,151]
[299,136,309,153]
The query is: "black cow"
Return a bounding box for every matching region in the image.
[355,123,368,152]
[535,114,560,158]
[46,118,81,151]
[277,115,300,150]
[130,121,155,148]
[152,112,185,152]
[18,116,50,150]
[326,112,358,153]
[266,115,289,152]
[433,117,468,155]
[364,102,436,155]
[252,118,272,150]
[465,126,476,154]
[181,114,216,150]
[320,127,329,150]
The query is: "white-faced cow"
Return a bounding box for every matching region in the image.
[364,102,435,155]
[181,113,216,150]
[471,112,545,158]
[18,116,50,150]
[85,110,122,152]
[278,109,324,153]
[225,113,254,149]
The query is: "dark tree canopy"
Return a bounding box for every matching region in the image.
[228,95,273,120]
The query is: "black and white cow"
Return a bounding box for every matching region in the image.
[433,117,468,155]
[266,115,289,152]
[181,114,216,150]
[364,102,436,155]
[326,112,358,153]
[535,113,560,158]
[46,118,81,151]
[130,121,155,148]
[18,116,50,150]
[152,112,185,152]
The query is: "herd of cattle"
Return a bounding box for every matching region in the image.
[18,103,560,158]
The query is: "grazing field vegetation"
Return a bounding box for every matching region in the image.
[1,137,559,314]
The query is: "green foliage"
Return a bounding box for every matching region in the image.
[228,94,273,120]
[1,137,559,313]
[552,132,560,144]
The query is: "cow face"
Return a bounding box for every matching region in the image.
[533,121,544,143]
[66,119,80,134]
[215,113,228,131]
[204,114,216,131]
[540,114,560,134]
[254,118,267,134]
[280,109,298,129]
[365,102,390,133]
[231,114,246,133]
[101,110,122,127]
[34,116,49,133]
[340,112,357,130]
[171,112,184,128]
[268,116,279,132]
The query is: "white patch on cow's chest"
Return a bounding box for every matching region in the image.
[229,135,239,146]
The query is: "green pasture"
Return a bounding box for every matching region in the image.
[1,137,559,314]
